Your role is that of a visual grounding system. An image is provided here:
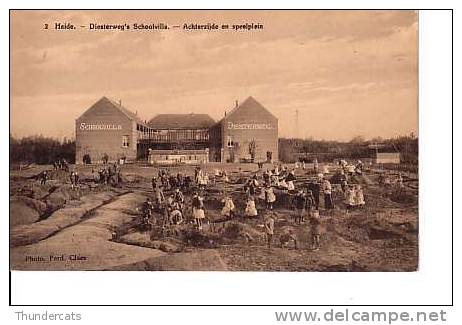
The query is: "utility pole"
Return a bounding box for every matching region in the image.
[295,109,299,139]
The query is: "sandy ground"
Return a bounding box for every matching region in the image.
[10,162,418,271]
[10,192,165,270]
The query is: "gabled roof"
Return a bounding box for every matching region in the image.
[148,113,215,130]
[105,97,145,124]
[220,96,278,122]
[78,96,145,125]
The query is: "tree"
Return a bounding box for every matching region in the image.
[349,135,365,144]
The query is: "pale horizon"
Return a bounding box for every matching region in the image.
[11,10,418,141]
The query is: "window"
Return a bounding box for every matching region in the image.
[227,136,234,147]
[122,135,130,148]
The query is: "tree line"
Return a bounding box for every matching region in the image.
[10,134,76,165]
[278,133,418,164]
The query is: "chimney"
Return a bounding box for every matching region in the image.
[224,110,227,117]
[235,100,239,108]
[118,99,122,106]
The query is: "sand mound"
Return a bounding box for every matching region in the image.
[10,201,40,227]
[119,232,183,253]
[220,221,265,241]
[389,188,417,205]
[109,250,228,271]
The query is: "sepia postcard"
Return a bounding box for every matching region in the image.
[10,10,419,271]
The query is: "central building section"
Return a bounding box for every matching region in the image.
[142,113,215,165]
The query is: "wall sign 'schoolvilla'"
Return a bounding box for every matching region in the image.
[79,122,123,131]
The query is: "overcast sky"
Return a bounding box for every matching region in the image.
[10,10,418,141]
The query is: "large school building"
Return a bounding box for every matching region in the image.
[75,96,278,164]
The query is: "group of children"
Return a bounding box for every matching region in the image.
[38,162,80,188]
[142,188,186,232]
[94,163,122,185]
[154,169,193,192]
[344,184,365,211]
[52,158,69,172]
[262,211,321,251]
[141,160,370,250]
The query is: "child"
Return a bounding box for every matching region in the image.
[397,172,404,188]
[339,170,348,192]
[154,184,165,210]
[309,210,321,250]
[279,229,298,249]
[305,190,315,223]
[245,196,258,217]
[278,178,288,189]
[170,202,183,225]
[69,171,78,189]
[263,170,271,185]
[322,179,334,210]
[265,186,276,210]
[40,170,48,186]
[142,197,154,230]
[293,189,307,224]
[287,179,296,192]
[192,192,206,230]
[354,184,365,207]
[264,213,275,249]
[221,193,236,219]
[344,185,356,213]
[223,171,229,183]
[173,188,185,211]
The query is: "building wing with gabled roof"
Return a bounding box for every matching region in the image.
[210,96,278,163]
[75,96,143,164]
[220,96,278,122]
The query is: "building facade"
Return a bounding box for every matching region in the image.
[76,96,278,165]
[75,97,148,164]
[210,97,278,163]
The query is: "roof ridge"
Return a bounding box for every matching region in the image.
[148,113,216,129]
[218,96,276,123]
[104,97,145,125]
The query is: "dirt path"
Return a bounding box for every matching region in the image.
[10,192,165,270]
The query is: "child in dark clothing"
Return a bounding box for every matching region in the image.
[309,210,321,251]
[293,190,307,224]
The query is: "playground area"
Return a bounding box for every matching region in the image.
[10,161,418,271]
